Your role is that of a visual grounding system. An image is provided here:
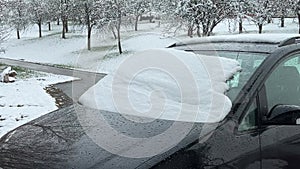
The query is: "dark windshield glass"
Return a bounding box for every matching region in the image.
[221,52,268,100]
[194,51,268,100]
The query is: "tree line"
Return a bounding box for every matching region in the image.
[0,0,152,53]
[164,0,300,37]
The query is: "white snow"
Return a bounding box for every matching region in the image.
[176,33,300,46]
[97,34,177,73]
[0,67,11,82]
[0,73,77,138]
[79,49,241,123]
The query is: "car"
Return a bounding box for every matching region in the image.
[1,34,300,169]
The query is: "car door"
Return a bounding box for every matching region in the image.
[258,50,300,169]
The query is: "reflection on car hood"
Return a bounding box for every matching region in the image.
[0,104,218,169]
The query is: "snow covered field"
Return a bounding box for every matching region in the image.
[0,71,76,138]
[1,21,175,72]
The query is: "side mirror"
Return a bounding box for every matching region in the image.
[266,105,300,125]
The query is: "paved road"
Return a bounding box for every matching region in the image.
[0,58,106,102]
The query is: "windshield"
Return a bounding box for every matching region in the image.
[223,52,268,100]
[195,51,268,100]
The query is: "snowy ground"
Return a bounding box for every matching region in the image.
[1,21,174,72]
[0,70,77,138]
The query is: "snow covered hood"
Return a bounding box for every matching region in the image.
[79,49,241,123]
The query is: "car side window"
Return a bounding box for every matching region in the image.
[238,100,258,132]
[265,55,300,113]
[261,54,300,125]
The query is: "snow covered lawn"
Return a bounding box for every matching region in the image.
[1,22,175,72]
[79,49,241,123]
[0,71,77,138]
[97,34,176,73]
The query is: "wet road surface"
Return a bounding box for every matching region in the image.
[0,58,106,102]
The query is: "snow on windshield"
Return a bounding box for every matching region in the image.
[79,49,241,123]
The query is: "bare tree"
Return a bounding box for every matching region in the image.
[45,0,60,31]
[251,0,273,34]
[175,0,231,37]
[28,0,49,38]
[5,0,29,39]
[229,0,255,34]
[273,0,295,28]
[128,0,151,31]
[73,0,108,50]
[60,0,72,39]
[105,0,129,54]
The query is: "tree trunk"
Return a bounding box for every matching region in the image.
[188,25,193,38]
[239,19,243,34]
[115,0,122,54]
[149,15,153,23]
[267,17,272,24]
[118,35,122,54]
[116,20,122,54]
[38,22,42,38]
[298,14,300,34]
[65,20,69,33]
[17,29,20,39]
[111,26,117,39]
[202,25,209,36]
[196,26,201,37]
[258,24,263,34]
[281,16,285,27]
[48,22,51,31]
[87,26,92,50]
[57,18,60,25]
[207,20,217,36]
[62,19,66,39]
[135,15,139,31]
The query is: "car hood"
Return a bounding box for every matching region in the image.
[0,104,219,169]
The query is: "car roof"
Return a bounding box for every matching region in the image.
[168,34,300,54]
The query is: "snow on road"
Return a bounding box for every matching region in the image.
[79,49,241,123]
[0,73,77,138]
